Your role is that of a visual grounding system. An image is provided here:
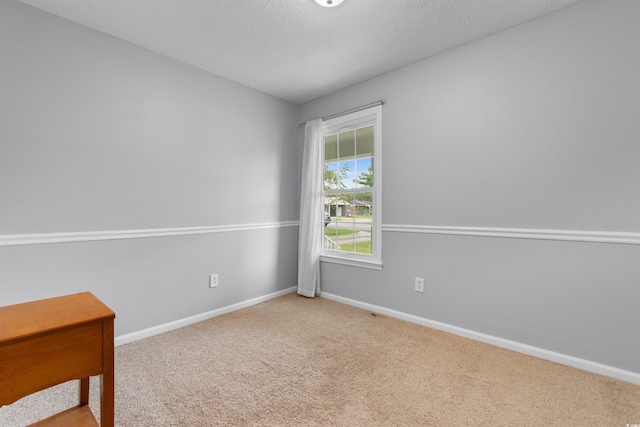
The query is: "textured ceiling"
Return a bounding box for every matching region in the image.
[17,0,583,104]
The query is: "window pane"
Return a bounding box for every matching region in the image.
[325,134,337,162]
[338,130,355,159]
[323,193,341,251]
[324,162,340,190]
[356,126,373,189]
[354,192,372,254]
[355,157,372,188]
[340,159,356,189]
[356,126,374,157]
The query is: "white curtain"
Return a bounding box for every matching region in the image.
[297,119,323,297]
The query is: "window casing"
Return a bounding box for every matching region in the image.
[321,105,382,269]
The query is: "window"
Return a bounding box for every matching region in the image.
[321,105,382,269]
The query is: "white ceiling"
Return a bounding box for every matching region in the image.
[17,0,583,104]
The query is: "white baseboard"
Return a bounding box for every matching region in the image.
[114,286,296,347]
[321,292,640,386]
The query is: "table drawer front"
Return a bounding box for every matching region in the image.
[0,322,103,405]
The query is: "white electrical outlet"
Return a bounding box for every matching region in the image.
[209,273,219,288]
[415,277,424,293]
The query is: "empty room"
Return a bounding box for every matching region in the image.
[1,0,639,425]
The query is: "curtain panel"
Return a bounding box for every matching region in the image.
[297,119,323,297]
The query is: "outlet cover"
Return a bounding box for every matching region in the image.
[415,277,424,293]
[209,273,219,288]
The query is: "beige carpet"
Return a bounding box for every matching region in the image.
[2,293,639,426]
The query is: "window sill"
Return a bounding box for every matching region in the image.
[320,254,383,270]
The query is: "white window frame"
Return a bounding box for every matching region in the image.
[320,105,382,270]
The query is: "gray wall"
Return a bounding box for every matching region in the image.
[0,0,299,336]
[298,0,640,373]
[1,0,638,376]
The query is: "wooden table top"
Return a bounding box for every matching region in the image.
[0,292,115,344]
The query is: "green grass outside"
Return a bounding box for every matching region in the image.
[332,240,371,254]
[324,218,372,254]
[324,228,355,237]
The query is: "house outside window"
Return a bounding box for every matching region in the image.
[321,105,382,269]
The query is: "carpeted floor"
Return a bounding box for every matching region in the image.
[2,293,639,426]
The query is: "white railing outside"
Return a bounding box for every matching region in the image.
[323,235,340,251]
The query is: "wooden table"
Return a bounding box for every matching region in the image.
[0,292,115,426]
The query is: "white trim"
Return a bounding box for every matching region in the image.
[0,221,300,247]
[6,223,634,247]
[321,292,640,386]
[115,286,296,347]
[320,254,383,270]
[383,224,640,245]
